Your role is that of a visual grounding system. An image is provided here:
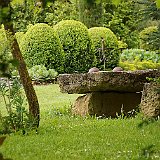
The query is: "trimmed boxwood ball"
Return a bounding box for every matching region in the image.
[139,26,158,51]
[0,27,12,61]
[54,20,96,73]
[88,27,119,70]
[20,23,64,73]
[15,32,24,45]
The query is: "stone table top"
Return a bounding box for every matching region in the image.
[58,69,160,94]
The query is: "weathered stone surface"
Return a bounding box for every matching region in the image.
[58,69,160,94]
[72,92,142,117]
[141,83,160,118]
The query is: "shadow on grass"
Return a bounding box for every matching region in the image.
[138,118,157,128]
[137,117,160,159]
[136,144,160,160]
[0,136,12,160]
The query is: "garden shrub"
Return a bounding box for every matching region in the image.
[12,65,58,83]
[139,26,158,51]
[119,49,160,70]
[88,27,119,70]
[0,27,12,60]
[15,32,24,45]
[44,1,79,26]
[20,23,64,73]
[0,27,14,76]
[54,20,96,73]
[118,40,128,49]
[28,65,58,81]
[0,78,31,134]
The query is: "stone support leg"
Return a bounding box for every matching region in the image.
[72,92,142,117]
[141,83,160,118]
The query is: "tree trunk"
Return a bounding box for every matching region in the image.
[1,1,40,127]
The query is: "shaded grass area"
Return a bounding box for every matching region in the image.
[0,84,160,160]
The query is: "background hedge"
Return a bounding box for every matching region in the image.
[54,20,96,73]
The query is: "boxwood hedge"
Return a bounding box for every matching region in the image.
[54,20,96,73]
[20,23,64,73]
[88,27,119,70]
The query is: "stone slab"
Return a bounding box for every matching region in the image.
[58,69,160,93]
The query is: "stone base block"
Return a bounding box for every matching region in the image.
[141,83,160,118]
[72,92,142,117]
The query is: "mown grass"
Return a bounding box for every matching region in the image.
[0,84,160,160]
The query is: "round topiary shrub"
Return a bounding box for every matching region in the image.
[88,27,119,70]
[0,27,12,65]
[20,23,64,73]
[139,26,158,51]
[54,20,96,73]
[15,32,24,45]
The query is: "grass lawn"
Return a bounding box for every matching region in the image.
[0,84,160,160]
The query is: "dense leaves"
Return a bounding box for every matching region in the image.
[139,26,158,51]
[20,23,64,73]
[119,49,160,70]
[88,27,119,70]
[55,20,96,73]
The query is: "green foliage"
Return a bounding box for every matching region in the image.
[11,0,46,32]
[15,31,24,45]
[44,1,79,26]
[120,49,160,63]
[104,1,141,48]
[118,40,128,49]
[88,27,119,70]
[77,0,103,28]
[119,49,160,70]
[148,25,160,52]
[20,23,64,73]
[12,65,58,83]
[119,60,160,71]
[0,27,12,61]
[139,26,158,51]
[141,0,160,21]
[28,65,58,82]
[0,78,34,134]
[54,20,96,73]
[107,0,160,8]
[0,27,18,77]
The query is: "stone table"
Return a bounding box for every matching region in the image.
[58,69,160,117]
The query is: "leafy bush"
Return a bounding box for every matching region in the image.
[44,1,78,26]
[119,60,160,71]
[103,1,141,49]
[118,40,128,49]
[88,27,119,70]
[0,78,33,134]
[0,27,17,77]
[54,20,96,73]
[0,27,12,61]
[120,49,160,63]
[139,26,158,51]
[28,65,58,82]
[119,49,160,70]
[12,65,58,82]
[15,32,24,45]
[20,23,64,73]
